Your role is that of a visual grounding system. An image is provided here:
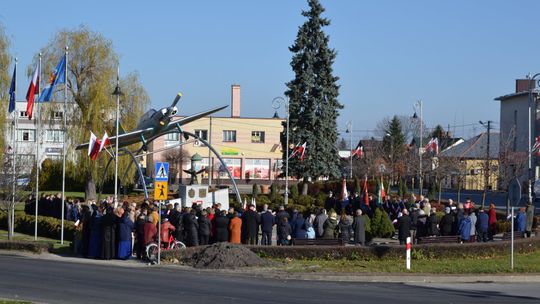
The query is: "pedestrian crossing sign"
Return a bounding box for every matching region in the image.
[155,162,169,182]
[154,181,168,200]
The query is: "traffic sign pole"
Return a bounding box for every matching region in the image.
[154,162,168,266]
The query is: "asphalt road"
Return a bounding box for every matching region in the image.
[0,254,539,304]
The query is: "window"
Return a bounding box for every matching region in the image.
[222,130,236,142]
[245,159,270,179]
[19,111,28,118]
[52,111,63,120]
[219,158,241,179]
[17,129,35,142]
[165,133,179,141]
[46,130,64,142]
[195,129,208,141]
[251,131,265,143]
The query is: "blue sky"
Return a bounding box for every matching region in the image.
[2,0,540,142]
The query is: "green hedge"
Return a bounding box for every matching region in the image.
[0,241,53,253]
[248,237,540,261]
[0,213,75,241]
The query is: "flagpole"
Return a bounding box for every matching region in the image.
[114,66,120,208]
[11,58,17,238]
[61,47,68,244]
[35,54,42,241]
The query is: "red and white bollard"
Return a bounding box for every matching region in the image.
[406,236,411,270]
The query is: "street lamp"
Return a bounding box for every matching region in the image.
[528,74,540,203]
[272,97,289,205]
[111,68,123,207]
[346,121,353,179]
[413,100,423,196]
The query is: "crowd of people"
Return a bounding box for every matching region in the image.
[23,190,536,261]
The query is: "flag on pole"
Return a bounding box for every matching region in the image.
[25,64,40,119]
[532,136,540,156]
[99,132,111,152]
[351,141,364,159]
[39,55,66,102]
[363,176,369,206]
[8,65,16,113]
[290,142,307,161]
[424,138,439,155]
[88,132,101,161]
[377,177,386,206]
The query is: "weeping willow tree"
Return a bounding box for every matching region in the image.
[0,24,11,161]
[32,26,149,200]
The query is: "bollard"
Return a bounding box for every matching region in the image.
[406,236,411,270]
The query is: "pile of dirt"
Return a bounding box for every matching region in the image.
[186,243,269,269]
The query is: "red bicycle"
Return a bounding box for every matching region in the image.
[146,235,186,263]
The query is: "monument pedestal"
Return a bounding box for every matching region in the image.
[177,184,229,210]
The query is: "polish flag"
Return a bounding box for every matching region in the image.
[290,142,307,161]
[351,141,364,159]
[88,132,101,161]
[99,132,111,152]
[424,138,439,155]
[25,64,40,120]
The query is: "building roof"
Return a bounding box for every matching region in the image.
[439,132,499,159]
[494,91,538,101]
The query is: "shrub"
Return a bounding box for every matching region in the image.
[0,213,75,241]
[354,177,361,194]
[0,241,53,253]
[295,195,314,207]
[270,183,278,201]
[255,195,271,209]
[495,220,511,234]
[308,181,324,196]
[290,184,299,200]
[370,207,395,238]
[252,183,259,197]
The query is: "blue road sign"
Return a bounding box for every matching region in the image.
[155,162,169,182]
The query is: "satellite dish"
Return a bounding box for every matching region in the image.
[508,178,522,206]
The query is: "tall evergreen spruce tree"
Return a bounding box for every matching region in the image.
[284,0,342,193]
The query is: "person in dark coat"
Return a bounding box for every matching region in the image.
[322,213,338,239]
[88,205,102,258]
[135,213,147,259]
[337,213,352,244]
[294,214,308,240]
[439,207,454,236]
[352,209,366,246]
[275,206,290,245]
[80,205,92,258]
[101,206,117,260]
[116,208,134,260]
[260,208,275,245]
[314,209,328,238]
[198,210,212,245]
[477,207,489,242]
[183,208,199,246]
[278,217,292,246]
[397,209,411,245]
[416,210,428,239]
[241,205,260,245]
[324,191,336,212]
[214,210,230,242]
[427,207,440,236]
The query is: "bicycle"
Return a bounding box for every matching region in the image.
[146,235,186,263]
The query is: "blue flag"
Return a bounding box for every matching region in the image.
[39,55,66,102]
[8,65,16,113]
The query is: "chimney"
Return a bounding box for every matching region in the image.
[231,84,240,117]
[516,79,535,93]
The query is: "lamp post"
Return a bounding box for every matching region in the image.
[413,100,423,196]
[528,74,540,203]
[112,67,123,207]
[479,120,492,208]
[346,121,353,179]
[272,97,289,205]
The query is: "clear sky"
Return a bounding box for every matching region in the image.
[2,0,540,142]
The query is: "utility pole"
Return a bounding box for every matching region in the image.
[208,116,213,186]
[479,120,492,208]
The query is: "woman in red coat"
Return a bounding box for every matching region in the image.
[229,212,242,244]
[488,203,497,241]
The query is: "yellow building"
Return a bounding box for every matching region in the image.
[439,132,499,190]
[147,85,285,183]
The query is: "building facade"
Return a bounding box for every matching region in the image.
[147,85,285,183]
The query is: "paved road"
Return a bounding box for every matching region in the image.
[0,254,539,304]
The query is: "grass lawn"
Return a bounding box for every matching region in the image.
[273,251,540,274]
[0,300,32,304]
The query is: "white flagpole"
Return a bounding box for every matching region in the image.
[61,47,68,244]
[11,58,18,238]
[114,66,120,208]
[35,54,42,241]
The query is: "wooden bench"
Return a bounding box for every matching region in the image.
[502,231,523,241]
[293,238,344,246]
[417,235,460,244]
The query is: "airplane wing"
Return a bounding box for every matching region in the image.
[75,127,154,151]
[167,105,228,130]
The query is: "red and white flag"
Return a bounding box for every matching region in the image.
[88,132,101,161]
[99,132,111,152]
[340,178,348,201]
[290,142,307,161]
[25,64,40,120]
[424,138,439,155]
[532,136,540,156]
[351,141,364,159]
